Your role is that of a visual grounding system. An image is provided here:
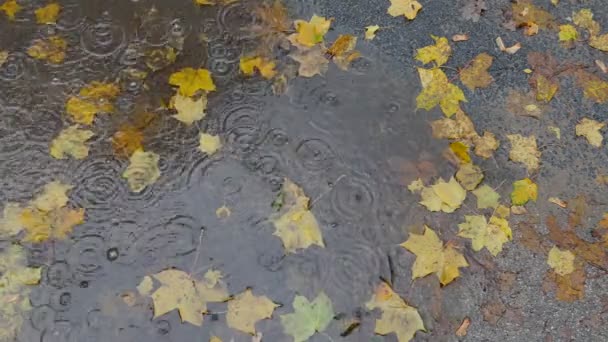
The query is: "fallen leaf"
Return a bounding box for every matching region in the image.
[215,205,231,219]
[416,36,451,67]
[0,50,7,66]
[137,269,229,326]
[172,93,207,125]
[271,179,324,253]
[0,0,20,20]
[458,215,512,256]
[452,34,469,42]
[527,52,560,102]
[573,8,600,36]
[505,90,548,119]
[547,246,575,276]
[575,118,605,147]
[473,131,500,158]
[280,292,334,342]
[49,125,94,160]
[460,53,494,90]
[169,68,216,97]
[543,259,585,302]
[365,25,380,40]
[511,178,537,206]
[568,195,587,228]
[407,178,425,193]
[495,204,510,218]
[227,289,278,334]
[472,184,500,209]
[548,197,567,208]
[387,0,422,20]
[449,141,471,164]
[511,0,554,35]
[547,215,607,269]
[511,205,527,215]
[19,206,85,242]
[481,299,506,325]
[289,44,329,77]
[240,56,277,79]
[210,337,222,342]
[66,81,120,125]
[419,177,466,213]
[145,47,177,71]
[401,226,469,285]
[0,245,41,341]
[456,163,483,191]
[27,35,67,64]
[0,203,24,237]
[292,15,331,47]
[199,133,221,155]
[461,0,487,22]
[558,24,578,43]
[430,109,477,141]
[35,3,60,24]
[573,70,608,104]
[547,126,561,139]
[328,35,359,70]
[455,317,471,337]
[596,60,608,73]
[416,67,466,117]
[31,181,72,212]
[111,125,144,158]
[365,282,425,341]
[506,134,541,172]
[122,150,161,193]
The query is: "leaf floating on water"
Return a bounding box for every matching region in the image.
[112,124,145,158]
[137,269,229,326]
[271,179,324,253]
[292,15,331,47]
[459,53,494,90]
[49,125,94,160]
[280,292,334,342]
[27,35,67,64]
[387,0,422,20]
[0,245,41,341]
[416,36,451,67]
[328,34,360,70]
[19,206,85,243]
[239,56,277,79]
[458,215,512,256]
[169,67,216,97]
[145,46,177,72]
[66,81,120,125]
[506,134,540,172]
[35,3,60,24]
[227,289,279,334]
[122,150,161,193]
[365,282,425,342]
[510,178,537,206]
[0,203,24,237]
[401,226,469,285]
[0,0,21,20]
[172,93,207,125]
[199,133,221,155]
[31,181,72,212]
[289,44,329,78]
[575,118,605,147]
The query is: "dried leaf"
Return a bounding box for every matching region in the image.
[456,163,483,191]
[511,0,554,35]
[227,289,278,334]
[472,184,500,209]
[573,8,600,37]
[458,215,512,256]
[401,226,469,285]
[66,81,120,125]
[416,36,452,67]
[169,68,216,97]
[365,282,425,341]
[111,125,144,158]
[455,317,471,337]
[473,131,499,158]
[460,53,494,90]
[452,34,469,42]
[289,45,329,77]
[511,178,537,206]
[573,70,608,104]
[122,150,161,193]
[199,133,221,155]
[506,134,540,172]
[575,118,605,147]
[35,3,60,24]
[416,67,466,117]
[461,0,487,22]
[506,90,548,119]
[387,0,422,20]
[240,56,277,79]
[49,125,94,160]
[280,292,334,342]
[27,35,67,64]
[365,25,380,40]
[548,197,567,208]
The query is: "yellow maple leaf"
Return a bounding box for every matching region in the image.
[455,163,483,191]
[35,3,60,24]
[19,207,84,242]
[239,56,277,79]
[589,34,608,52]
[0,0,21,20]
[111,125,144,158]
[137,269,229,326]
[472,184,500,209]
[271,179,324,253]
[66,81,120,125]
[449,141,471,164]
[364,25,380,40]
[534,74,559,102]
[0,203,24,237]
[506,134,540,172]
[199,133,221,155]
[289,45,329,77]
[227,289,279,334]
[458,215,512,256]
[473,131,500,159]
[49,125,94,160]
[172,93,207,125]
[122,150,161,193]
[365,282,425,341]
[387,0,422,20]
[511,178,537,205]
[401,226,469,285]
[328,34,360,70]
[31,181,72,212]
[547,246,575,276]
[416,67,466,117]
[572,8,600,37]
[574,70,608,103]
[430,109,477,141]
[407,178,425,193]
[169,68,216,97]
[145,46,177,72]
[558,24,578,42]
[459,53,494,90]
[292,15,331,47]
[415,36,451,67]
[575,118,605,147]
[27,35,67,64]
[419,177,466,213]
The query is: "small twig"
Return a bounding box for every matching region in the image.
[188,228,205,277]
[310,174,346,207]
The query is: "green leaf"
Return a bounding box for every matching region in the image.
[280,292,334,342]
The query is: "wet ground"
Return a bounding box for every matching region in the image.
[2,0,608,341]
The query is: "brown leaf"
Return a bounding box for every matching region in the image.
[517,222,549,254]
[461,0,487,22]
[568,195,587,229]
[460,53,494,90]
[482,298,505,325]
[528,52,560,102]
[511,0,555,35]
[506,90,549,119]
[455,317,471,337]
[112,125,144,158]
[543,260,586,302]
[547,215,607,269]
[573,70,608,104]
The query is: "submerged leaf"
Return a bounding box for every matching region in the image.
[239,56,277,79]
[172,93,207,125]
[66,81,120,125]
[227,289,278,334]
[122,150,161,193]
[558,24,578,43]
[401,226,469,285]
[49,125,94,160]
[27,35,67,64]
[572,8,600,36]
[365,282,425,342]
[455,163,483,191]
[31,181,72,212]
[280,292,334,342]
[0,0,21,20]
[420,177,466,213]
[19,207,85,242]
[35,3,60,24]
[289,45,329,77]
[547,246,575,276]
[199,133,221,155]
[112,125,144,158]
[472,184,500,209]
[573,70,608,104]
